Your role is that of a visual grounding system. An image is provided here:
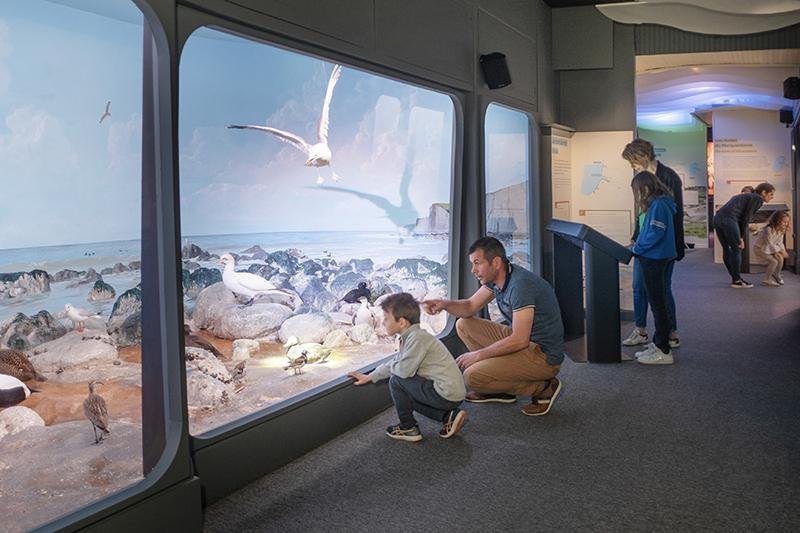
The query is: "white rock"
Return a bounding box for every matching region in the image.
[194,283,294,339]
[322,329,351,348]
[327,312,354,325]
[185,347,232,383]
[394,277,428,300]
[232,339,260,361]
[0,406,45,440]
[278,313,333,344]
[350,323,378,344]
[186,368,231,410]
[29,330,117,373]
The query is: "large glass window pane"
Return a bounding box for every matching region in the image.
[0,2,147,530]
[484,104,530,320]
[179,28,454,434]
[485,103,530,266]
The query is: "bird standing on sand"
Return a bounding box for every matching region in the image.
[220,254,299,308]
[99,101,111,123]
[83,381,110,445]
[0,349,47,382]
[0,374,32,407]
[283,353,308,375]
[65,303,102,332]
[227,64,343,185]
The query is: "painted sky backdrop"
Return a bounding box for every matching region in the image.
[179,27,454,237]
[0,0,144,250]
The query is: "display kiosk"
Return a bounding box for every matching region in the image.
[546,219,633,363]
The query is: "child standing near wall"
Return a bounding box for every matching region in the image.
[348,292,467,442]
[754,210,790,287]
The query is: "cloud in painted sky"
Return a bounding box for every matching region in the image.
[0,20,11,97]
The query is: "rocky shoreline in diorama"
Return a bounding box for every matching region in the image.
[0,241,448,530]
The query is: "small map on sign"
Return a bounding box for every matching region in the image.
[580,161,610,195]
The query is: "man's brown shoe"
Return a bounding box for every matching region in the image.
[465,391,517,403]
[521,378,562,416]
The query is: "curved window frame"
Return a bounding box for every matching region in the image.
[480,99,542,275]
[174,7,465,501]
[40,1,196,530]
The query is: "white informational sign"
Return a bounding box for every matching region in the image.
[570,131,636,245]
[568,131,635,312]
[712,109,794,264]
[551,133,572,220]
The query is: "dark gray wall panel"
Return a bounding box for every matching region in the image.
[558,23,635,131]
[533,0,556,124]
[375,0,474,83]
[479,0,536,38]
[552,6,613,70]
[231,0,374,48]
[478,10,537,104]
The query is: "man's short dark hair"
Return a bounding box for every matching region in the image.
[468,236,509,268]
[380,292,420,324]
[755,182,775,195]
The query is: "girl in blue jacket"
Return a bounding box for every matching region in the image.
[631,171,677,365]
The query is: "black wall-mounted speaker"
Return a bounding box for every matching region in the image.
[779,109,794,124]
[784,76,800,100]
[479,53,511,89]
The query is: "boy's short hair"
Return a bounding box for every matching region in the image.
[621,138,656,165]
[380,292,420,324]
[755,182,775,195]
[468,236,509,268]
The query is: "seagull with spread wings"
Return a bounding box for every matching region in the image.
[99,101,111,124]
[227,64,343,185]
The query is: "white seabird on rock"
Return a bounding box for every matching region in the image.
[354,297,377,329]
[64,303,102,332]
[227,64,343,185]
[220,253,299,308]
[0,374,32,408]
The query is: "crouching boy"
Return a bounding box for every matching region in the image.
[348,292,467,442]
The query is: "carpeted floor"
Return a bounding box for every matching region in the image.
[204,249,800,532]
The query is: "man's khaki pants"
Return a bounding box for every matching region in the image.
[456,317,559,397]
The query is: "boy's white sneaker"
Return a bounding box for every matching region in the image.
[623,329,649,346]
[636,346,673,365]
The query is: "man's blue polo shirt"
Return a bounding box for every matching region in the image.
[486,264,565,366]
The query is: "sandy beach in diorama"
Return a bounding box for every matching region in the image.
[0,237,449,531]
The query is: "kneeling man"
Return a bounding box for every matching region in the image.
[422,237,565,416]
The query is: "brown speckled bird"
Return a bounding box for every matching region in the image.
[0,349,47,382]
[183,324,222,357]
[283,352,308,375]
[83,381,110,444]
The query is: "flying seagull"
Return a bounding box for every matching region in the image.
[99,101,111,124]
[227,64,343,185]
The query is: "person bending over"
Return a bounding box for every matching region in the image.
[422,237,565,417]
[348,292,467,442]
[712,182,775,288]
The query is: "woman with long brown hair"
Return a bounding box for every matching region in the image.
[630,171,677,365]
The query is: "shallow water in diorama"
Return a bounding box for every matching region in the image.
[0,231,449,529]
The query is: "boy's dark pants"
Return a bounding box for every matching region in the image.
[389,375,461,429]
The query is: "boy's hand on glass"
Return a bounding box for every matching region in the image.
[347,371,371,386]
